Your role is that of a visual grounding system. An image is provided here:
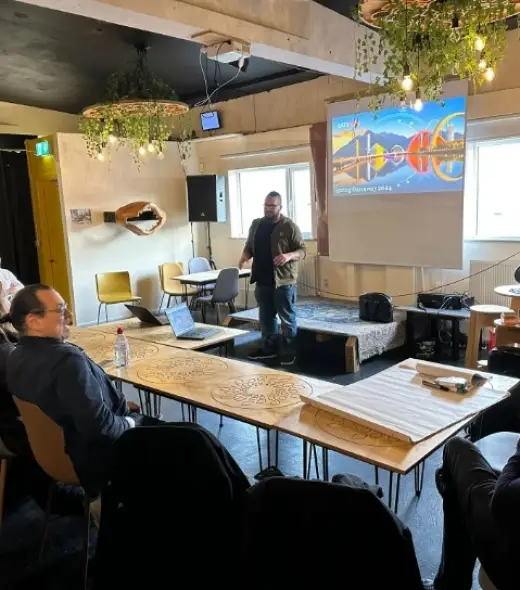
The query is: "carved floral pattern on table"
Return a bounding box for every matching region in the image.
[316,409,409,448]
[85,342,160,364]
[212,374,312,410]
[68,331,108,347]
[136,356,228,384]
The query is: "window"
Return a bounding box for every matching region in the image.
[465,137,520,240]
[228,164,313,239]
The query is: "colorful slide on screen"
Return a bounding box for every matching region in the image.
[331,96,467,196]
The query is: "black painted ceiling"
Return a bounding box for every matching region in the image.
[0,0,321,114]
[314,0,359,19]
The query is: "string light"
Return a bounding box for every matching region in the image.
[138,146,147,156]
[484,66,495,82]
[413,89,423,112]
[478,57,487,71]
[108,134,117,144]
[97,152,105,161]
[147,142,155,153]
[157,151,165,161]
[474,36,485,51]
[401,63,414,91]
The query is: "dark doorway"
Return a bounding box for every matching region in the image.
[0,136,40,284]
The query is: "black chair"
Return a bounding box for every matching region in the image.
[93,423,250,589]
[242,477,424,589]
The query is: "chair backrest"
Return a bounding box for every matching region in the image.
[159,262,184,293]
[13,397,79,485]
[188,257,211,274]
[95,271,132,301]
[211,267,240,303]
[243,478,424,589]
[93,424,250,588]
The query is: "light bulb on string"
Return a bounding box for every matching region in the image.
[474,36,485,51]
[399,95,407,109]
[147,142,155,153]
[157,151,165,161]
[97,151,105,161]
[138,146,147,156]
[484,66,495,82]
[108,134,117,144]
[413,89,423,112]
[400,63,413,91]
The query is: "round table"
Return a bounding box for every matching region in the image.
[494,285,520,312]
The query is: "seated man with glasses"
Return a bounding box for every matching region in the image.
[5,284,139,496]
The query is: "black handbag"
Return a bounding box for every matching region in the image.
[359,292,393,323]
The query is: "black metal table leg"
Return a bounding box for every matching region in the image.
[375,466,379,485]
[415,462,426,496]
[267,429,271,467]
[322,447,329,481]
[394,474,401,513]
[387,471,394,510]
[275,431,279,467]
[256,428,263,472]
[302,440,308,479]
[452,318,460,361]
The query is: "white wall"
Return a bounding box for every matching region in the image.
[56,133,193,325]
[0,101,78,135]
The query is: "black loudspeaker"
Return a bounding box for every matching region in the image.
[186,175,227,223]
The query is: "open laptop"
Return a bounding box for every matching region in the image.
[165,303,219,340]
[125,304,169,326]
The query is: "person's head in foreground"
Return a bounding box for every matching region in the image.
[263,191,283,221]
[8,284,72,340]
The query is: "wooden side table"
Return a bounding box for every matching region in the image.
[495,285,520,312]
[464,304,511,369]
[494,318,520,349]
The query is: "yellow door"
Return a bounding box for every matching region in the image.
[25,136,73,312]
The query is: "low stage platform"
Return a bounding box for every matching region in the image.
[227,297,406,373]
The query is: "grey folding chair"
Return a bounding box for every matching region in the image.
[195,267,239,325]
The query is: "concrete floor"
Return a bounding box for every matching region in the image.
[0,325,481,589]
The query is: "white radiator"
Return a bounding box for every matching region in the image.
[469,260,517,305]
[298,255,317,297]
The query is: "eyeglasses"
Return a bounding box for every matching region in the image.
[30,304,70,317]
[264,203,281,209]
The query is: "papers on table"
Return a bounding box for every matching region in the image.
[300,359,511,444]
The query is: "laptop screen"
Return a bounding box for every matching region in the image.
[165,303,195,336]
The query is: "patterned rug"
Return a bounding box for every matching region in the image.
[230,297,406,363]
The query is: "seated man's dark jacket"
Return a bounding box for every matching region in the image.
[492,439,520,538]
[7,336,132,495]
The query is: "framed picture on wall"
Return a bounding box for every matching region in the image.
[70,208,92,225]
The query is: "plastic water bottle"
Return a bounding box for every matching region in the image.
[114,328,130,368]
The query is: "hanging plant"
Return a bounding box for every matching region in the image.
[80,45,190,166]
[355,0,516,108]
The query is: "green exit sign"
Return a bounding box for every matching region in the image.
[35,140,50,157]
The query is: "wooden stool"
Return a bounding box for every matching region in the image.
[464,304,511,369]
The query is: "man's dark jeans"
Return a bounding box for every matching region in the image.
[255,284,297,355]
[435,437,514,590]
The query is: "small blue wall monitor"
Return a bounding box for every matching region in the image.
[201,111,221,131]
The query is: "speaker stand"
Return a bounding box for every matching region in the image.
[190,222,195,259]
[206,222,217,270]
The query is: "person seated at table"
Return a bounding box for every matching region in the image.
[0,263,23,301]
[434,436,519,590]
[4,284,143,496]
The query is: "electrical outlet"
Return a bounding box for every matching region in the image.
[199,163,205,174]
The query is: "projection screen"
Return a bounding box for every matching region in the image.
[327,80,468,269]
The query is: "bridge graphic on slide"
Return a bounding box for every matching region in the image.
[332,112,465,182]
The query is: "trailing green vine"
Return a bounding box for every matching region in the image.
[355,0,515,109]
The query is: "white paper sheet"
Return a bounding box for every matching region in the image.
[301,359,510,443]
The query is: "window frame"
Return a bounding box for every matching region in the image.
[465,136,520,242]
[228,163,314,240]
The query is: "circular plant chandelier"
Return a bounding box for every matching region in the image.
[355,0,519,110]
[80,45,190,163]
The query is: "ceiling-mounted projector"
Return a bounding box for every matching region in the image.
[203,40,251,64]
